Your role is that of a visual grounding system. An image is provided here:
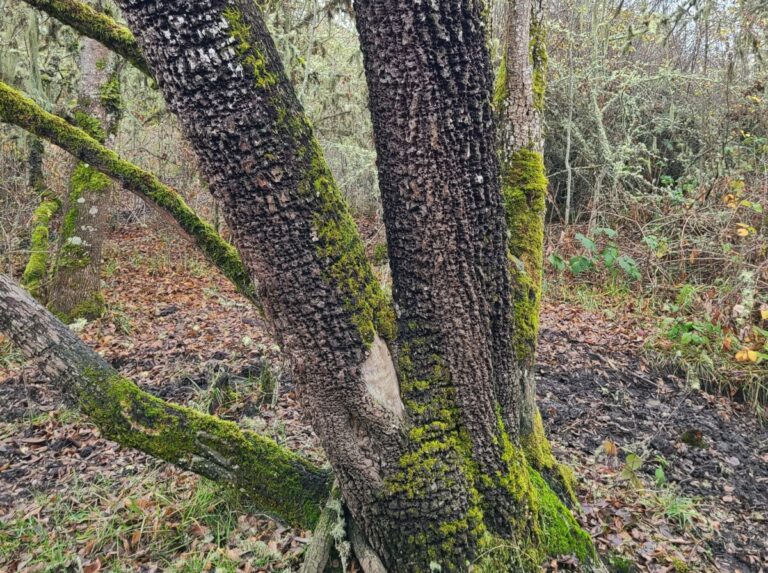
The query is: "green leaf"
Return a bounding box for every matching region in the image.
[602,245,619,267]
[548,253,566,272]
[617,255,641,280]
[575,232,597,253]
[593,227,618,238]
[568,255,594,275]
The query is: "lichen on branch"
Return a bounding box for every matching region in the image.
[21,0,150,76]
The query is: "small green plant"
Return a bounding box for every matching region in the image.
[549,228,641,282]
[0,337,24,368]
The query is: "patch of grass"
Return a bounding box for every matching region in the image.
[0,337,24,369]
[0,467,290,572]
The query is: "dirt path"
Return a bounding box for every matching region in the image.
[1,226,766,572]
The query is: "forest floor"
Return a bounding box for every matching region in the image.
[0,224,766,573]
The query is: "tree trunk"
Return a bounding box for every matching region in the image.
[4,0,597,569]
[495,0,546,437]
[47,33,118,322]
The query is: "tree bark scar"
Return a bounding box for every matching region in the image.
[360,335,404,419]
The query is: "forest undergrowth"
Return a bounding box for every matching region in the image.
[0,223,765,573]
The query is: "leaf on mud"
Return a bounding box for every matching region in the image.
[602,439,619,457]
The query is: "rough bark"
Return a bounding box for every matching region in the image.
[9,0,597,569]
[0,80,259,307]
[113,0,409,566]
[21,0,150,75]
[0,273,331,528]
[47,34,118,322]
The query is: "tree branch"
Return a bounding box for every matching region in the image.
[22,0,150,76]
[0,273,331,529]
[0,80,260,308]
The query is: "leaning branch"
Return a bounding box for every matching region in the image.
[0,81,259,308]
[0,273,331,529]
[22,0,150,76]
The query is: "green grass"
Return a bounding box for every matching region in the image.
[0,465,291,572]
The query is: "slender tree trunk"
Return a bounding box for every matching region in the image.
[495,0,546,438]
[48,32,118,321]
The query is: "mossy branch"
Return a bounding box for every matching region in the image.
[0,80,259,308]
[0,273,331,529]
[21,0,150,76]
[20,195,60,301]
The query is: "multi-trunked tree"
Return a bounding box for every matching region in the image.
[0,0,597,571]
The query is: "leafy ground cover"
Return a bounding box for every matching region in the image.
[1,224,766,572]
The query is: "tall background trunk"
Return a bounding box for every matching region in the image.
[47,26,120,322]
[495,0,548,438]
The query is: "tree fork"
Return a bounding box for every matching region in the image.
[0,273,330,528]
[0,80,259,308]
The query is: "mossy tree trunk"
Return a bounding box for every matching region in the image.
[3,0,597,570]
[494,0,549,440]
[47,31,120,322]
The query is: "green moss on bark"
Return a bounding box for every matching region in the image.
[530,21,548,113]
[520,410,578,505]
[77,368,331,528]
[502,148,547,366]
[54,162,111,274]
[301,138,396,346]
[21,197,60,300]
[222,5,278,89]
[23,0,150,76]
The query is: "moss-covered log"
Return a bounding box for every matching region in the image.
[0,80,259,308]
[0,273,331,528]
[21,0,150,76]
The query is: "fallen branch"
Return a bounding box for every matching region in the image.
[0,273,331,529]
[0,80,259,308]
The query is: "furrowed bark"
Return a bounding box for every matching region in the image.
[21,0,150,76]
[0,80,259,307]
[354,0,522,547]
[0,273,331,529]
[112,0,406,567]
[354,1,594,569]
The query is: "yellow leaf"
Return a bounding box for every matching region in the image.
[735,350,749,362]
[602,439,618,457]
[747,350,759,363]
[760,309,768,320]
[736,228,749,237]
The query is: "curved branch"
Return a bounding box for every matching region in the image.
[0,273,331,528]
[22,0,150,76]
[0,80,259,308]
